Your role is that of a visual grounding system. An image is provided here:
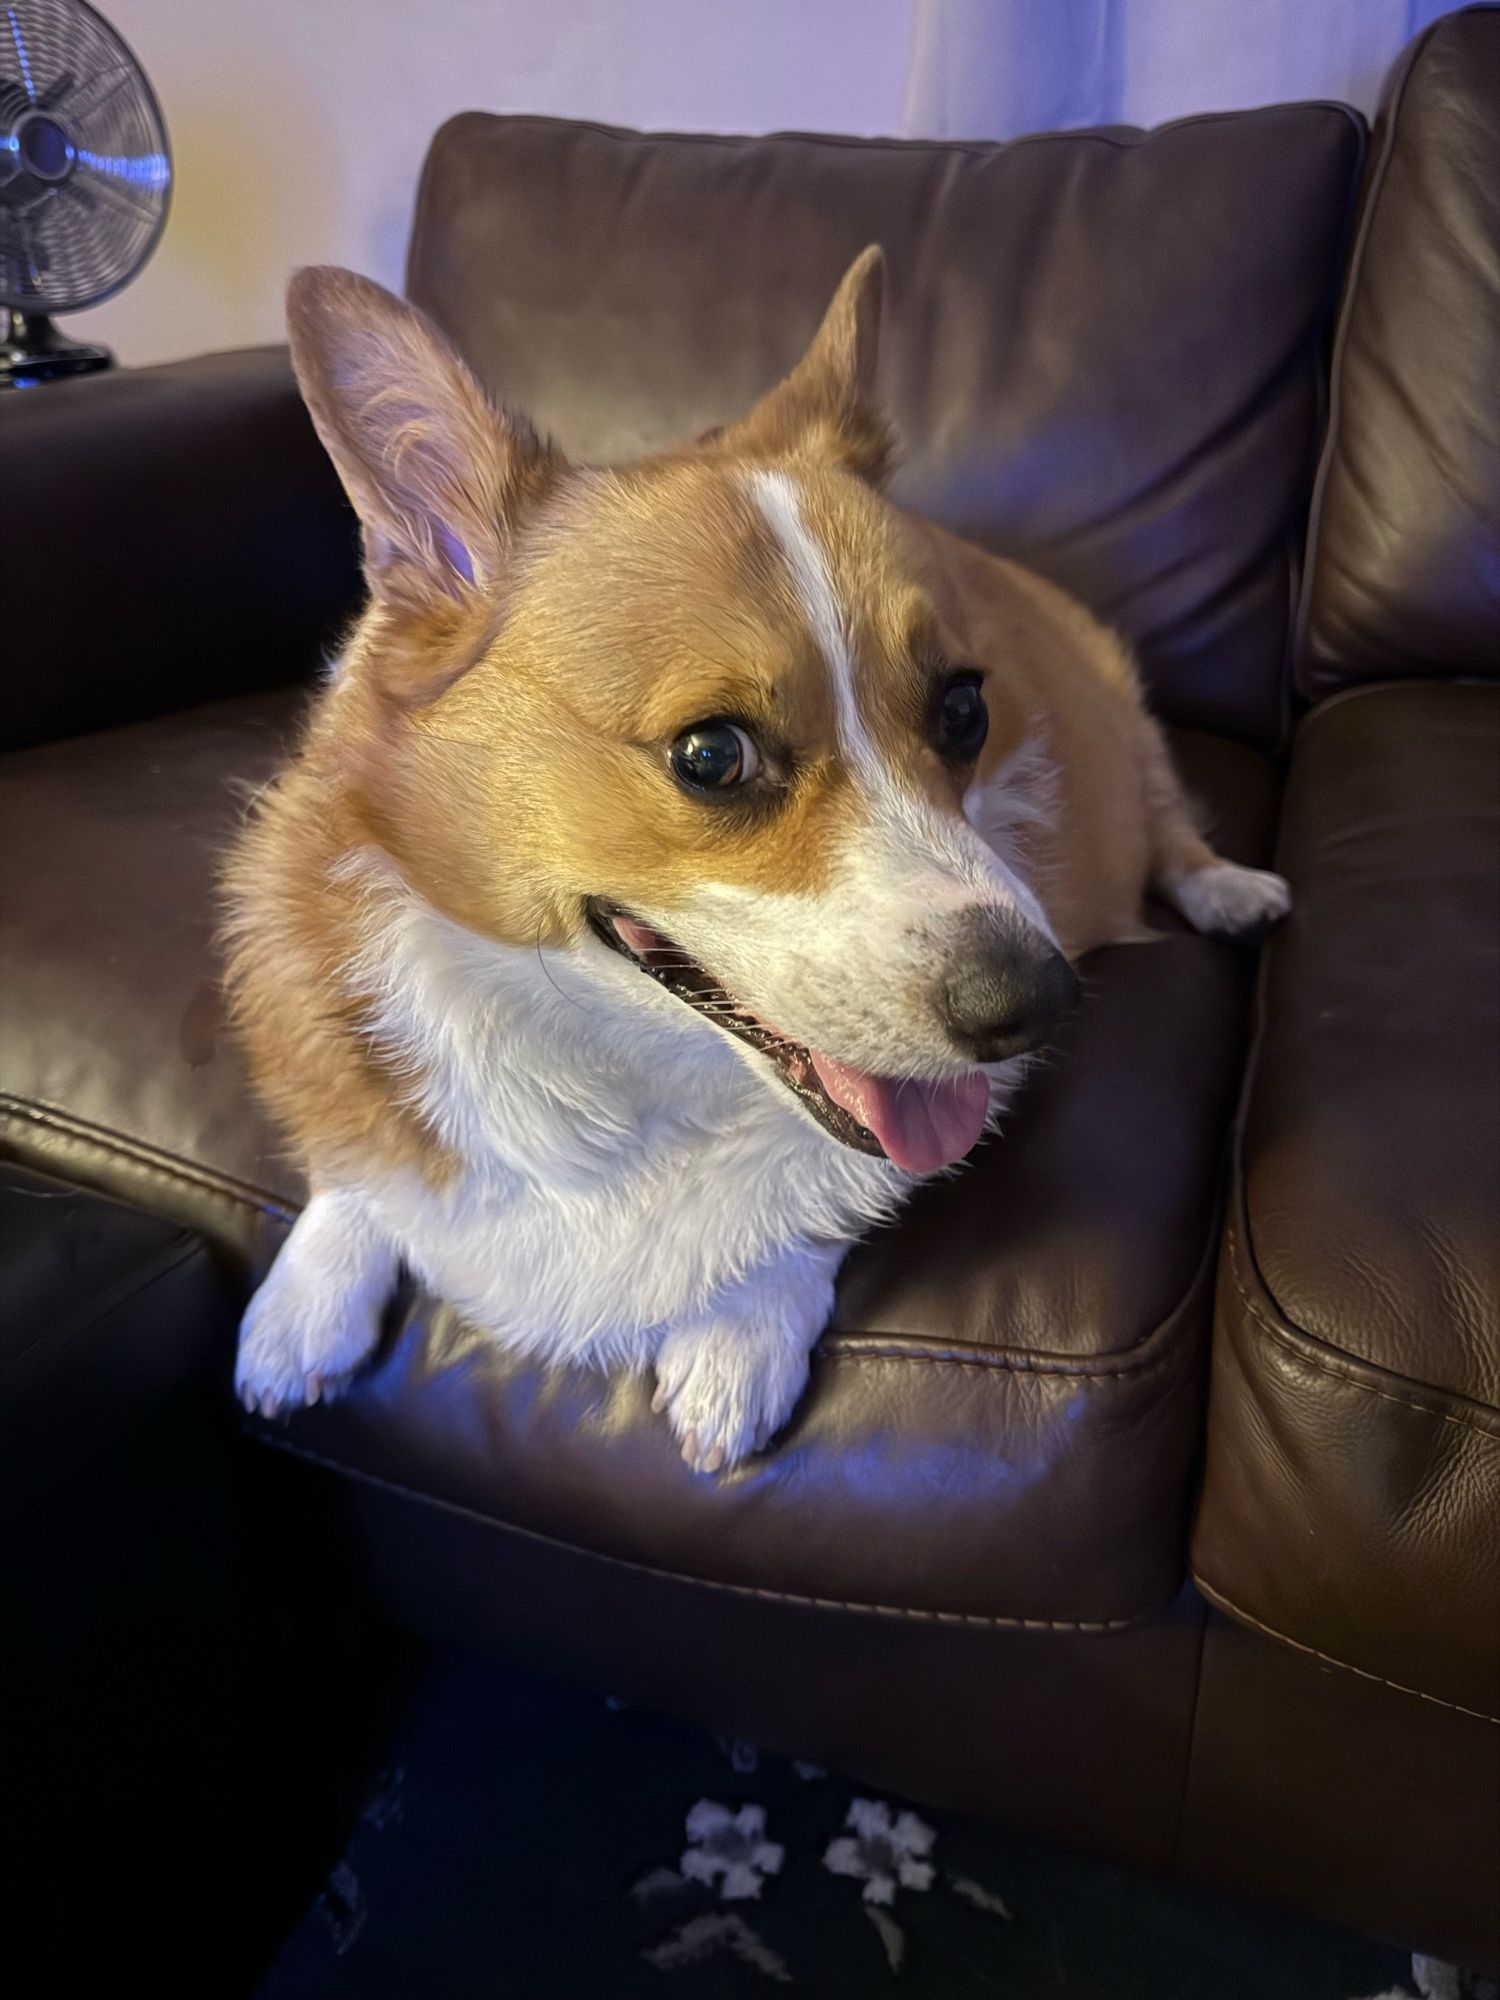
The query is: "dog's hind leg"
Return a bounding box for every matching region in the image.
[236,1187,397,1417]
[1137,708,1291,940]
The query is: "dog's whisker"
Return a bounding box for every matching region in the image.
[690,611,760,675]
[535,924,593,1014]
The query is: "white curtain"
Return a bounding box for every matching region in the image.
[901,0,1457,138]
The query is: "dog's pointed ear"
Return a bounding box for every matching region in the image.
[719,245,892,483]
[287,267,558,606]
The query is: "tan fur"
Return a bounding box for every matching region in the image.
[222,684,461,1186]
[714,243,893,483]
[914,523,1211,954]
[225,248,1222,1190]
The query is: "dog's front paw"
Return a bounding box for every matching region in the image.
[235,1263,383,1418]
[651,1321,813,1476]
[1173,861,1291,940]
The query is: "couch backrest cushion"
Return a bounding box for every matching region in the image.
[407,107,1361,748]
[1298,5,1500,699]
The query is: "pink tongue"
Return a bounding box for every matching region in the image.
[613,914,667,956]
[809,1056,991,1174]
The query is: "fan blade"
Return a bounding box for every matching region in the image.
[5,7,37,103]
[66,168,159,227]
[38,69,76,112]
[50,61,131,123]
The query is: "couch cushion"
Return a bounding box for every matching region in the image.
[0,691,1278,1625]
[1297,7,1500,699]
[1192,682,1500,1720]
[408,107,1363,747]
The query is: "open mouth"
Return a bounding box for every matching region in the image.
[585,900,992,1174]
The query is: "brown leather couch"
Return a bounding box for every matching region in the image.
[3,7,1496,1972]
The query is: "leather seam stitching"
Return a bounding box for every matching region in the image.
[254,1429,1149,1632]
[823,1168,1226,1381]
[1194,1576,1500,1727]
[820,1341,1185,1383]
[1227,1225,1500,1438]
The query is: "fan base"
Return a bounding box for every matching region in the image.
[0,313,115,389]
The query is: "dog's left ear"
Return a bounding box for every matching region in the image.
[718,245,892,483]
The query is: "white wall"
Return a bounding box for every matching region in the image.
[72,0,918,364]
[903,0,1451,141]
[68,0,1448,366]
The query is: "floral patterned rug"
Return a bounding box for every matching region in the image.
[258,1650,1491,1999]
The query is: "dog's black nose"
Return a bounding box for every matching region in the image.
[938,913,1081,1062]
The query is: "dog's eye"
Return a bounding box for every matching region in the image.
[670,722,761,793]
[933,676,988,762]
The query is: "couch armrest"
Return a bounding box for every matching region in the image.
[1191,680,1500,1727]
[0,1160,239,1516]
[0,348,361,751]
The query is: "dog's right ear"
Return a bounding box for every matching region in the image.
[287,267,558,609]
[713,245,892,483]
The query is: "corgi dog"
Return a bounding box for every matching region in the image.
[226,247,1288,1473]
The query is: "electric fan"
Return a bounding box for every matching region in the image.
[0,0,170,386]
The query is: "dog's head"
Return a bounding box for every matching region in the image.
[287,250,1078,1174]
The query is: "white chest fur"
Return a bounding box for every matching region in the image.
[345,865,913,1369]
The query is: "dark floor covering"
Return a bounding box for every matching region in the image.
[258,1648,1429,2000]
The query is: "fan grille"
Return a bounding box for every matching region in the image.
[0,0,170,313]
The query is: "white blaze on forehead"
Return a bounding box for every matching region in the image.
[742,469,1056,949]
[746,468,880,780]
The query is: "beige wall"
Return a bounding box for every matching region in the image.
[70,0,918,365]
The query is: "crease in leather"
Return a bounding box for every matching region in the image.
[955,318,1320,577]
[1225,1219,1500,1436]
[1128,334,1320,565]
[1277,194,1339,746]
[256,1428,1147,1633]
[1307,668,1500,717]
[1165,1591,1214,1873]
[821,1082,1246,1372]
[1194,1573,1500,1727]
[820,1334,1191,1383]
[1268,87,1364,741]
[3,1231,202,1379]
